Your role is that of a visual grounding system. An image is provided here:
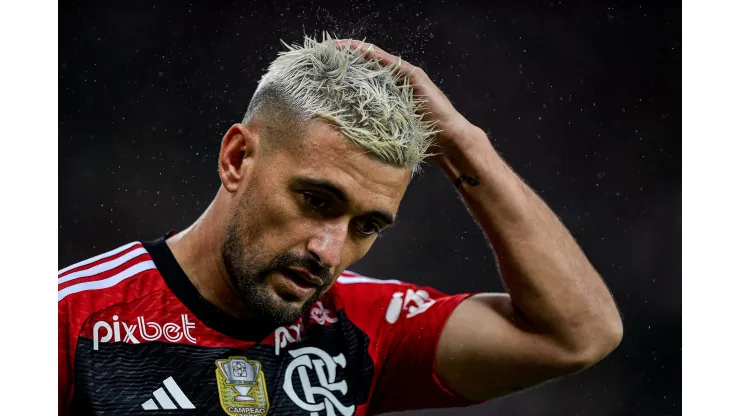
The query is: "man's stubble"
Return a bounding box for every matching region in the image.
[220,189,332,329]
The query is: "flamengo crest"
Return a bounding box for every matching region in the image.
[283,347,355,416]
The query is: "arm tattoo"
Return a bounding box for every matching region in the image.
[454,174,481,188]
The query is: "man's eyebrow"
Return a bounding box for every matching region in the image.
[294,177,348,201]
[293,176,396,226]
[367,210,396,228]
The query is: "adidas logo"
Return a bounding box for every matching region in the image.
[141,376,195,410]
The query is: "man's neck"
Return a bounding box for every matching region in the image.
[165,191,251,320]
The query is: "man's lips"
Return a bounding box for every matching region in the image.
[284,268,323,287]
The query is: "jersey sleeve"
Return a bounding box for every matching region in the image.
[58,294,83,415]
[336,272,483,414]
[57,241,159,414]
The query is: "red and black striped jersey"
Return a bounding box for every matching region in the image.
[58,236,480,415]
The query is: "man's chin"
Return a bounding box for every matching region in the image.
[251,282,308,327]
[236,273,321,328]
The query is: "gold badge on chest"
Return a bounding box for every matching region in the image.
[215,356,270,415]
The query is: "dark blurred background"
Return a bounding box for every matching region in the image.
[59,0,680,415]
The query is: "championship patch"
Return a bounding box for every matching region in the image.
[215,356,270,415]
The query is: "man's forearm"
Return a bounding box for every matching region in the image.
[437,124,622,358]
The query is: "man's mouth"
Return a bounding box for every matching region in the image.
[286,268,323,287]
[273,268,322,300]
[280,268,321,290]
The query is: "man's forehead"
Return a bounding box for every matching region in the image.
[294,119,357,155]
[281,120,412,205]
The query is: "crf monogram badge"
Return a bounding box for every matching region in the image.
[283,347,355,416]
[215,356,270,415]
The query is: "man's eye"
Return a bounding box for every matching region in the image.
[302,193,328,210]
[356,220,381,236]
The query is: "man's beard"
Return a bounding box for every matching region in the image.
[221,219,333,329]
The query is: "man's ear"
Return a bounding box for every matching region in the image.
[218,123,259,193]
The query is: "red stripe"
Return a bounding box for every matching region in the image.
[59,243,143,280]
[57,252,152,292]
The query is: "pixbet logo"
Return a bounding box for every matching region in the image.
[92,314,196,350]
[384,289,436,324]
[309,301,337,326]
[274,302,339,356]
[274,322,303,356]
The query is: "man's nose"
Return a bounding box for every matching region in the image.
[306,222,347,270]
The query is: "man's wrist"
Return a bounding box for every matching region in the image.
[435,125,500,183]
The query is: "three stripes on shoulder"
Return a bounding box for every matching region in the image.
[57,241,156,302]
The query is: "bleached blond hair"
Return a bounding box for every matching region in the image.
[242,32,440,175]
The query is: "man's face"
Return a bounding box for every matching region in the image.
[221,119,411,328]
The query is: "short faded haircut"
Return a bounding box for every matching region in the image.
[242,32,440,175]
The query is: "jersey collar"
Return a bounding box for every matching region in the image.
[143,235,276,342]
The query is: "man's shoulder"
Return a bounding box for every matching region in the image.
[331,269,446,296]
[330,270,417,298]
[326,270,447,326]
[58,241,165,312]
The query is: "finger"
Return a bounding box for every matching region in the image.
[334,39,416,76]
[338,40,397,66]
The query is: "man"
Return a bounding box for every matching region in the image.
[58,34,622,415]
